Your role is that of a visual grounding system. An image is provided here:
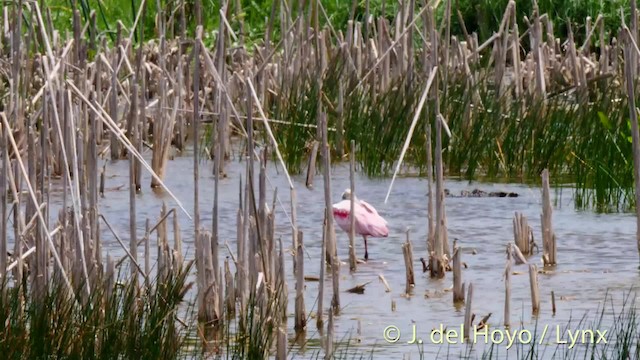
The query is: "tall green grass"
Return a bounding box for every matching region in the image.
[453,0,629,44]
[0,261,196,359]
[41,0,630,49]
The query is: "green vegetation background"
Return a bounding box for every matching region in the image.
[44,0,629,46]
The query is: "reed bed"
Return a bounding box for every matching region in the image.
[2,0,640,213]
[3,0,640,358]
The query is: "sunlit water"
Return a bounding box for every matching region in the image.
[21,144,640,359]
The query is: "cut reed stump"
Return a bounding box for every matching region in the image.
[325,304,335,360]
[463,283,473,341]
[452,242,464,303]
[195,230,221,343]
[402,231,415,295]
[529,263,540,315]
[513,211,535,256]
[294,229,306,334]
[540,169,556,266]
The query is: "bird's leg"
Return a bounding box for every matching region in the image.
[363,235,369,261]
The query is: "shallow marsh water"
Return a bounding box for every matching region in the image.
[31,144,640,359]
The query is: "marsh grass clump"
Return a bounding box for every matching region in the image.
[0,261,196,359]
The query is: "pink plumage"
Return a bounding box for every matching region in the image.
[332,189,388,260]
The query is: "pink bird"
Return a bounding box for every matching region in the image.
[332,189,389,261]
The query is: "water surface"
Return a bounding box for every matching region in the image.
[35,145,640,359]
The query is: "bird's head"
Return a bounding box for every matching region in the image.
[341,189,352,200]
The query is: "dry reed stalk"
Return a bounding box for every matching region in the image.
[551,290,556,315]
[268,195,278,302]
[529,263,540,314]
[623,30,640,267]
[197,230,220,332]
[144,219,150,281]
[385,67,437,202]
[317,208,327,329]
[294,228,306,334]
[567,23,586,102]
[278,235,288,324]
[348,140,357,270]
[319,108,336,269]
[402,232,415,295]
[504,243,512,328]
[511,242,528,265]
[463,283,473,340]
[109,23,121,160]
[305,140,318,189]
[0,110,7,281]
[325,304,335,360]
[377,273,391,292]
[541,169,556,266]
[105,254,115,299]
[150,34,175,188]
[431,5,448,278]
[246,78,294,189]
[193,26,202,230]
[441,0,452,102]
[599,19,608,76]
[88,92,100,274]
[224,257,235,316]
[174,35,185,151]
[511,8,523,101]
[276,327,287,360]
[99,214,148,282]
[452,242,464,303]
[212,124,221,296]
[67,90,92,297]
[158,203,169,277]
[257,151,271,289]
[173,209,182,266]
[531,0,547,99]
[129,88,138,285]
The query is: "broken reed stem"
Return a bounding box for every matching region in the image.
[402,231,415,295]
[529,263,540,315]
[294,229,306,334]
[504,243,512,328]
[331,252,340,316]
[452,243,464,303]
[551,290,556,315]
[305,140,318,189]
[541,169,556,266]
[463,282,473,340]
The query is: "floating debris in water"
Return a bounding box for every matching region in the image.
[443,188,519,198]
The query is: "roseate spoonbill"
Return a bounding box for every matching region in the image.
[332,189,389,260]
